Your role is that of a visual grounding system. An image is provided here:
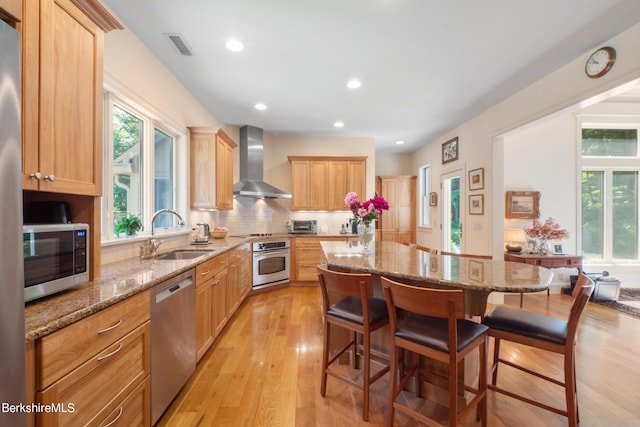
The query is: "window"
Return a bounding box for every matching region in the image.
[581,126,640,262]
[103,92,187,241]
[419,164,431,227]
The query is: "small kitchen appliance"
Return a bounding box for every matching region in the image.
[192,223,210,244]
[287,219,318,234]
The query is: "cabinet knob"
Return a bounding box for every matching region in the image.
[29,172,42,180]
[44,174,56,182]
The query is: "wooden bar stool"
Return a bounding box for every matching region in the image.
[381,276,488,427]
[316,264,390,421]
[481,274,594,427]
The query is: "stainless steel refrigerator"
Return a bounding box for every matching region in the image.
[0,18,27,426]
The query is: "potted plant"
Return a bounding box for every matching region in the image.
[115,213,143,237]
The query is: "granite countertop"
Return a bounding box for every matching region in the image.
[24,237,251,341]
[319,240,554,294]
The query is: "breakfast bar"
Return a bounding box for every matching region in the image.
[320,240,554,316]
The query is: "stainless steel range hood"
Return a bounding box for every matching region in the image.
[233,125,292,199]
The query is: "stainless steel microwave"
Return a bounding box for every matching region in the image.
[23,223,89,302]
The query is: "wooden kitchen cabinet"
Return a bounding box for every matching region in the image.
[189,127,237,210]
[227,243,251,316]
[36,290,150,426]
[21,0,121,195]
[377,176,416,244]
[195,253,228,362]
[292,236,357,282]
[289,156,367,211]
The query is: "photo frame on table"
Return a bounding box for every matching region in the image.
[469,194,484,215]
[429,192,437,206]
[468,168,484,190]
[526,238,537,254]
[441,137,459,164]
[505,191,540,219]
[552,244,564,255]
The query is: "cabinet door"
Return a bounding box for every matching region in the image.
[190,129,217,208]
[216,138,234,210]
[347,160,366,198]
[290,160,310,210]
[195,280,214,362]
[212,269,228,337]
[328,161,347,210]
[309,160,328,209]
[379,179,398,231]
[37,0,103,195]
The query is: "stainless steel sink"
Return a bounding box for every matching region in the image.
[156,250,212,260]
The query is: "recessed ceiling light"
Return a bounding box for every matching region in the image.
[395,140,405,145]
[225,38,244,52]
[334,121,344,128]
[346,79,362,89]
[254,103,267,110]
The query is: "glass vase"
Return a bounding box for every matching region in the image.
[357,221,375,254]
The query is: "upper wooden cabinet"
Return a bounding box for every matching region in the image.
[189,127,237,210]
[21,0,121,195]
[376,175,416,244]
[289,156,366,211]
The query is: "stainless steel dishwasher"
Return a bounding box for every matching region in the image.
[151,268,196,425]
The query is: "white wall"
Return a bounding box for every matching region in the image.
[413,24,640,286]
[376,153,414,176]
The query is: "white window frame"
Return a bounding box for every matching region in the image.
[102,90,188,243]
[418,164,431,227]
[579,116,640,263]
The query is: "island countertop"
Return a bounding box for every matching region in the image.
[319,240,553,294]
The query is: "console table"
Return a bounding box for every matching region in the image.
[504,252,582,306]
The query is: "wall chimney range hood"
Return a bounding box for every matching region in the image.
[233,125,291,199]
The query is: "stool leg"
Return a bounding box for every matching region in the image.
[321,322,330,396]
[362,329,371,421]
[387,345,399,427]
[519,292,524,308]
[565,351,578,427]
[491,337,501,386]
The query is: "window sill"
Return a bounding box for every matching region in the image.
[102,229,190,247]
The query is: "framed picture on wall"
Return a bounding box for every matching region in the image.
[441,137,459,164]
[468,168,484,190]
[505,191,541,219]
[469,194,484,215]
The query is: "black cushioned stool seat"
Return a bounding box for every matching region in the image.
[482,306,568,345]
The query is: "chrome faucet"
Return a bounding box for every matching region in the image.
[140,209,186,258]
[151,209,185,236]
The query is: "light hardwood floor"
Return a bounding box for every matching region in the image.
[158,287,640,426]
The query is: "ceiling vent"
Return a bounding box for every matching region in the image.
[164,33,193,56]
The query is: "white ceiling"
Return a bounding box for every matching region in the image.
[102,0,640,153]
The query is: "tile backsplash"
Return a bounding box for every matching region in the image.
[189,197,355,235]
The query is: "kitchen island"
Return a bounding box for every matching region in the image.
[320,240,553,316]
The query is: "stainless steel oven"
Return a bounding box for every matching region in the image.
[252,239,290,289]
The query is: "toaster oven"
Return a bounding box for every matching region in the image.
[287,220,317,234]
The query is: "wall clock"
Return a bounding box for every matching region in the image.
[585,46,616,79]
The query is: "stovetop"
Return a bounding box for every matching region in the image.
[230,233,273,238]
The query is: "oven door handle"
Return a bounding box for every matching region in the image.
[254,249,290,258]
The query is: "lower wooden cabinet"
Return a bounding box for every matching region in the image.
[35,291,151,427]
[292,236,358,282]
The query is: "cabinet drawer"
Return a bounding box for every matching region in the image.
[297,263,320,282]
[38,322,150,427]
[38,291,150,389]
[197,253,228,285]
[96,376,150,427]
[295,238,320,248]
[297,248,322,264]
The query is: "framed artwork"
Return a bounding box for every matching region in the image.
[505,191,541,219]
[441,137,459,164]
[526,238,537,254]
[552,244,564,255]
[469,194,484,215]
[429,192,437,206]
[468,259,484,282]
[468,168,484,191]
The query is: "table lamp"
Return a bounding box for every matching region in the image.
[504,229,526,253]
